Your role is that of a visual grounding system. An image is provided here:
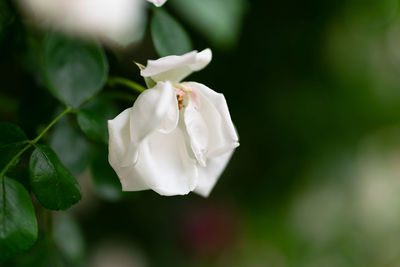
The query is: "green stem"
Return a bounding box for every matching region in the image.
[108,76,146,94]
[0,106,71,179]
[32,106,71,143]
[0,145,31,178]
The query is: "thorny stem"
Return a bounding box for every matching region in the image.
[107,76,146,94]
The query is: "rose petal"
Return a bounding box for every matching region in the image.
[141,49,212,83]
[130,81,176,142]
[184,82,239,158]
[120,81,178,167]
[159,94,179,134]
[183,96,209,167]
[137,128,198,196]
[194,150,235,197]
[108,108,149,191]
[108,105,197,195]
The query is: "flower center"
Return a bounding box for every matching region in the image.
[174,83,192,110]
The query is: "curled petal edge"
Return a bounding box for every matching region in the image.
[141,49,212,83]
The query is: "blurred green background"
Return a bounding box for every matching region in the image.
[3,0,400,266]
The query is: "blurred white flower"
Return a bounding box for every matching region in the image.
[147,0,167,7]
[18,0,166,46]
[108,49,239,196]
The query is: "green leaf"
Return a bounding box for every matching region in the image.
[6,230,62,266]
[0,122,28,171]
[0,143,26,172]
[29,144,82,210]
[43,33,109,108]
[171,0,246,48]
[91,146,126,201]
[151,9,193,57]
[0,177,38,262]
[77,98,119,143]
[7,166,31,192]
[0,122,27,145]
[53,213,85,263]
[50,117,90,177]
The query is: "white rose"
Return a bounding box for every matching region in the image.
[18,0,166,46]
[108,49,239,197]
